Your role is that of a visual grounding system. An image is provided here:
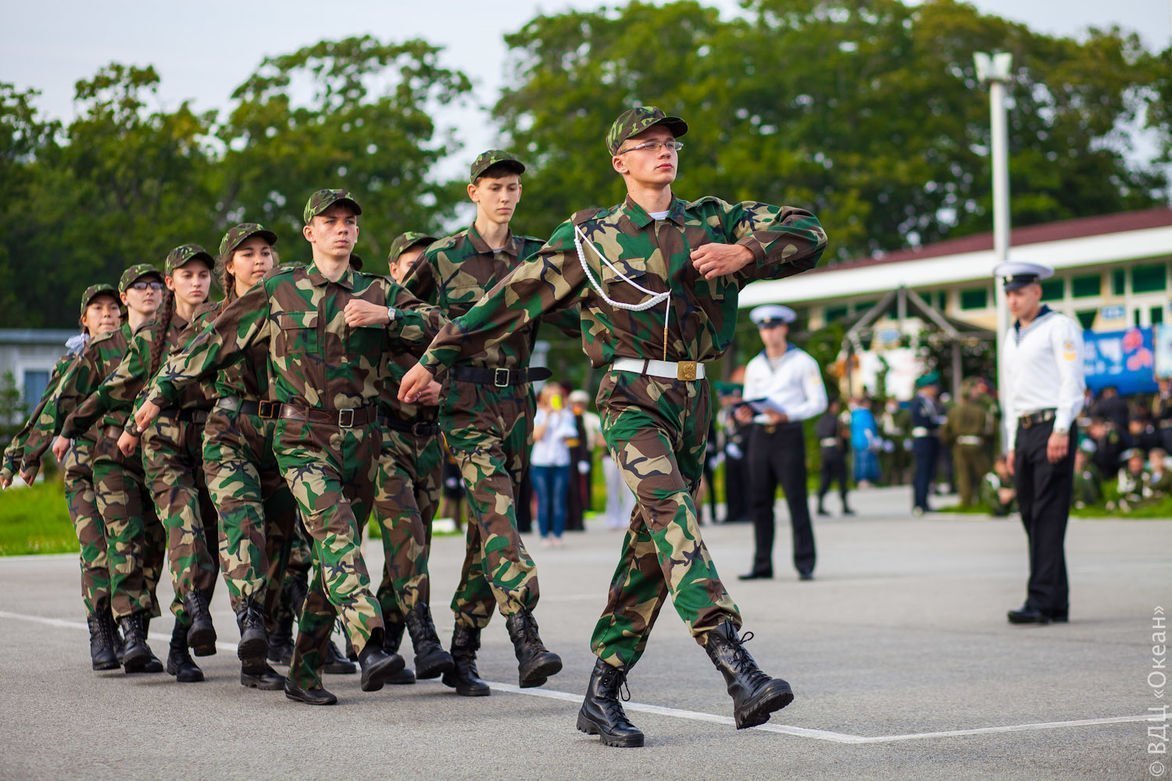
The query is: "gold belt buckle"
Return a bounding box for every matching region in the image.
[676,361,698,381]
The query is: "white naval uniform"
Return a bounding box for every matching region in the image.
[742,346,828,424]
[1000,305,1086,450]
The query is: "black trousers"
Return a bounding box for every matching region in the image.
[818,448,849,506]
[1014,420,1075,613]
[912,437,939,511]
[748,423,815,575]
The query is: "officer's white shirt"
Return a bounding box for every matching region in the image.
[1000,306,1086,450]
[742,346,828,424]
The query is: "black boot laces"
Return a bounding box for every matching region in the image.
[728,631,772,688]
[601,667,633,723]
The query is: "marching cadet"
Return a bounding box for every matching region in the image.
[368,231,453,685]
[44,265,167,674]
[134,189,444,705]
[735,304,826,581]
[910,371,946,515]
[995,261,1085,625]
[4,285,122,670]
[400,106,827,746]
[402,151,567,697]
[942,379,994,508]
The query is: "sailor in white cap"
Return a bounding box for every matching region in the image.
[994,260,1085,625]
[736,304,827,581]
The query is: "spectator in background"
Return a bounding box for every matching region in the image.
[850,395,880,487]
[565,389,604,532]
[1087,417,1127,478]
[438,442,466,533]
[718,375,752,523]
[1144,448,1171,502]
[1109,448,1147,512]
[531,382,577,547]
[1127,410,1161,454]
[1153,377,1172,451]
[878,397,911,485]
[600,448,636,532]
[1091,385,1130,432]
[980,455,1016,517]
[1072,442,1103,510]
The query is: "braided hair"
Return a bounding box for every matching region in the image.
[146,287,175,379]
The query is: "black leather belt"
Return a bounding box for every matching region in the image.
[215,397,283,419]
[379,412,439,437]
[280,404,378,428]
[159,408,211,425]
[1018,409,1056,429]
[452,366,552,388]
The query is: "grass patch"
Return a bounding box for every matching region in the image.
[0,478,77,555]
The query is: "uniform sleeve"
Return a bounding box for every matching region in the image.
[385,281,448,351]
[11,355,77,469]
[420,220,586,374]
[1052,318,1086,433]
[63,333,150,439]
[779,353,827,422]
[1000,329,1018,451]
[402,252,440,304]
[714,200,828,285]
[147,283,270,408]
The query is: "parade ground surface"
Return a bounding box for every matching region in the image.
[0,486,1167,780]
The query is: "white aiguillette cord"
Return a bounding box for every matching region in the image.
[574,223,672,362]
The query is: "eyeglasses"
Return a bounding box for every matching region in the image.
[128,280,165,292]
[616,139,684,155]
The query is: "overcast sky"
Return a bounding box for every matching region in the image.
[2,0,1167,172]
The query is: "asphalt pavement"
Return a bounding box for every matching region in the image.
[0,485,1167,780]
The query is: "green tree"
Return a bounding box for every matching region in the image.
[215,36,473,260]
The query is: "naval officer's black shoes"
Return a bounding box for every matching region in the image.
[284,679,337,706]
[240,659,285,690]
[506,609,563,688]
[357,631,406,692]
[705,621,794,729]
[442,625,491,696]
[577,658,645,748]
[738,569,773,581]
[1007,604,1052,625]
[405,602,455,680]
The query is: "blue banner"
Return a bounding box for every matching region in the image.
[1083,327,1159,395]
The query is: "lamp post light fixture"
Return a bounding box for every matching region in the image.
[974,50,1013,402]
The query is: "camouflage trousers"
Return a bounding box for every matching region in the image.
[202,404,298,610]
[62,439,109,615]
[590,371,741,669]
[372,424,443,624]
[91,431,164,619]
[142,411,219,623]
[442,381,539,630]
[277,417,382,690]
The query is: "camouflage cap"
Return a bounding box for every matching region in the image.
[469,150,525,183]
[218,222,278,260]
[79,283,119,317]
[387,232,437,265]
[164,244,215,275]
[118,263,163,293]
[303,188,363,224]
[606,106,688,155]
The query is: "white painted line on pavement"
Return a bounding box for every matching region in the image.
[2,608,1149,745]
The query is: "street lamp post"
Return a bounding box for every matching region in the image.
[975,51,1013,416]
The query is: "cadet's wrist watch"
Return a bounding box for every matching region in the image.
[386,307,396,324]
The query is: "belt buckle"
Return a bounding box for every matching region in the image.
[257,401,278,420]
[676,361,698,381]
[413,422,433,437]
[338,408,355,428]
[494,368,511,388]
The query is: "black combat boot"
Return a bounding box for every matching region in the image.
[119,612,151,671]
[241,657,285,690]
[235,597,267,663]
[323,638,357,675]
[441,625,490,697]
[99,606,125,665]
[505,609,562,688]
[183,590,217,653]
[704,621,794,729]
[268,571,306,665]
[382,621,415,685]
[284,679,337,706]
[357,629,405,693]
[87,613,119,671]
[405,602,454,680]
[139,616,165,673]
[576,658,644,747]
[166,620,205,683]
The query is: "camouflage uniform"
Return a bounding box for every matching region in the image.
[144,244,442,690]
[418,172,826,671]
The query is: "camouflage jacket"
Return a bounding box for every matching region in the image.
[4,351,78,474]
[419,195,826,372]
[64,311,195,440]
[185,299,271,402]
[146,262,443,412]
[405,224,575,372]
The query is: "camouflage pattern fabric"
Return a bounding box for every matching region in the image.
[91,442,162,619]
[468,149,525,182]
[142,262,442,670]
[63,439,110,615]
[605,106,688,155]
[303,189,362,224]
[2,351,76,482]
[417,193,826,667]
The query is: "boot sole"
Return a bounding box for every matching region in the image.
[187,624,217,650]
[285,688,337,706]
[92,658,120,671]
[241,673,286,691]
[576,713,645,747]
[735,680,794,729]
[323,663,358,675]
[237,635,267,662]
[441,673,491,696]
[519,655,562,688]
[121,648,151,672]
[165,661,205,683]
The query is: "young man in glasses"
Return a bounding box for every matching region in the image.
[401,106,827,746]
